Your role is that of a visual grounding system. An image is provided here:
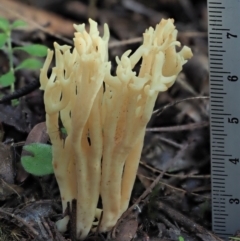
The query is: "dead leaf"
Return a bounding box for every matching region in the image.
[0,142,14,184]
[0,178,23,201]
[114,214,138,241]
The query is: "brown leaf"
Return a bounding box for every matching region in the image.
[115,215,138,241]
[0,142,14,184]
[0,178,23,201]
[0,0,74,37]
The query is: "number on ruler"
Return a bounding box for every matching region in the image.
[227,32,238,39]
[228,117,239,124]
[229,158,239,165]
[229,198,240,204]
[228,75,238,82]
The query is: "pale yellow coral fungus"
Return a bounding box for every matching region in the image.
[40,18,192,240]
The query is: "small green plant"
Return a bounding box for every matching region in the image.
[229,237,240,240]
[178,236,185,241]
[0,18,47,92]
[21,143,53,176]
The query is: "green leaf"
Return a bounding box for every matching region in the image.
[178,236,185,241]
[14,44,48,57]
[11,99,19,106]
[61,127,67,135]
[11,20,28,29]
[16,58,43,70]
[0,33,7,48]
[21,143,53,176]
[0,71,15,87]
[0,18,10,32]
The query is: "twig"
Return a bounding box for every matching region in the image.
[138,174,210,199]
[139,161,211,179]
[0,208,39,237]
[152,96,209,116]
[158,136,183,149]
[108,32,207,48]
[112,141,190,237]
[157,201,223,241]
[146,121,209,132]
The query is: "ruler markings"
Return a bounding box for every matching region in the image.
[210,56,223,59]
[211,116,224,119]
[209,44,223,46]
[209,6,224,8]
[212,28,229,31]
[209,40,223,43]
[210,65,223,68]
[209,37,222,39]
[209,51,226,53]
[209,58,223,61]
[210,24,223,26]
[209,15,222,18]
[209,1,240,238]
[210,32,222,36]
[209,11,223,13]
[214,214,228,216]
[212,174,227,177]
[211,113,230,115]
[210,92,226,95]
[210,70,229,73]
[212,154,231,157]
[209,51,224,54]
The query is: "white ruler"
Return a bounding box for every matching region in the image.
[208,0,240,239]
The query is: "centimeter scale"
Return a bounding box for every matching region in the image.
[208,0,240,239]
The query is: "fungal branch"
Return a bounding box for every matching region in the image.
[40,18,193,240]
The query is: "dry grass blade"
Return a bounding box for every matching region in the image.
[153,96,209,116]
